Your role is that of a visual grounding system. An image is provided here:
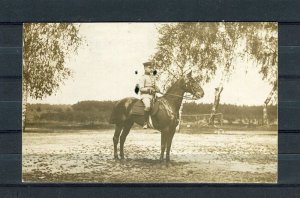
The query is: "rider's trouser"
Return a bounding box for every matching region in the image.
[141,94,153,111]
[141,94,152,125]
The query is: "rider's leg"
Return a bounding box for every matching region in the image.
[142,97,151,129]
[143,109,150,129]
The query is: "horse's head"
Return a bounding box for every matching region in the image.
[183,71,204,99]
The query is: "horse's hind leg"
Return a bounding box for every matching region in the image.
[119,120,134,159]
[113,124,123,159]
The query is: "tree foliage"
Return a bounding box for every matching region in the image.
[23,23,83,99]
[151,22,278,93]
[152,23,220,89]
[241,23,277,86]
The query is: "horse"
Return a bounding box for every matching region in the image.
[109,71,204,162]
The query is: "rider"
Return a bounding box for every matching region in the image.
[137,61,159,129]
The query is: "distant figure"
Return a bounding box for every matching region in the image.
[135,61,160,129]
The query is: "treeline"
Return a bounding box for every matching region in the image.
[26,101,116,124]
[182,102,277,124]
[26,100,277,124]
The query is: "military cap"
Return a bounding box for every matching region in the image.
[143,61,152,67]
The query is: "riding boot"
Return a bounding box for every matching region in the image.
[143,111,150,129]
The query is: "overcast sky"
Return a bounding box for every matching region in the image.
[29,23,277,106]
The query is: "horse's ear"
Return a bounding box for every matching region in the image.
[187,71,192,78]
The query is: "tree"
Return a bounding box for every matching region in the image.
[22,23,83,131]
[151,23,221,131]
[151,22,277,128]
[152,23,220,89]
[242,23,277,86]
[241,23,278,126]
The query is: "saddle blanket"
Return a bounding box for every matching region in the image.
[131,100,159,116]
[131,100,145,115]
[130,100,157,128]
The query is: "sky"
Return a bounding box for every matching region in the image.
[29,23,277,106]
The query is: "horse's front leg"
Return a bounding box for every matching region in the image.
[160,132,167,161]
[113,124,123,159]
[166,127,176,162]
[113,136,119,159]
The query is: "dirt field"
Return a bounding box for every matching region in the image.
[22,129,277,183]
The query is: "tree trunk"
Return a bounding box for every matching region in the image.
[175,67,185,132]
[22,86,28,132]
[209,66,226,126]
[176,98,184,132]
[262,104,269,127]
[209,87,223,125]
[263,83,277,127]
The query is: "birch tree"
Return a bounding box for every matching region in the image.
[23,23,83,131]
[151,22,277,128]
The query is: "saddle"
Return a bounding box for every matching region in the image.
[130,99,160,116]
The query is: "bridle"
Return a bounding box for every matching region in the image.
[161,92,196,100]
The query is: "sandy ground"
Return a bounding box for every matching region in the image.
[22,129,277,183]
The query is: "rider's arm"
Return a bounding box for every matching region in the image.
[155,84,161,93]
[139,77,149,93]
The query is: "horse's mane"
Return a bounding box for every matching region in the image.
[164,76,183,93]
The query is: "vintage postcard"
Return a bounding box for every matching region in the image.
[22,22,278,183]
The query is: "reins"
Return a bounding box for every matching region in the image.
[158,92,197,100]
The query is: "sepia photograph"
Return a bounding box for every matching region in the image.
[22,22,278,183]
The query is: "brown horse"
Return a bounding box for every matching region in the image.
[109,71,204,162]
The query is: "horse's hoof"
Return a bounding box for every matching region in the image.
[114,155,119,160]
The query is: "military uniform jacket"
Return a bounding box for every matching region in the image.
[139,74,158,95]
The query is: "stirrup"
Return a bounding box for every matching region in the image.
[143,123,148,129]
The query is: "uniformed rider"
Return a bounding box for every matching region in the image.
[136,61,159,129]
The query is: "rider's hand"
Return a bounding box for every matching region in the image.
[149,88,153,94]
